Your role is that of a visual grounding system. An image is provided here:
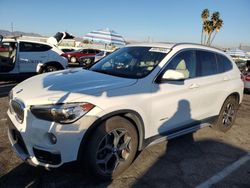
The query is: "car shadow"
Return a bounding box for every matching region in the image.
[130,99,247,187]
[0,136,248,187]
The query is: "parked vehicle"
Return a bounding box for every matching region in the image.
[60,48,76,53]
[7,43,243,180]
[242,60,250,92]
[78,56,96,68]
[62,49,101,63]
[94,50,112,62]
[77,50,113,69]
[0,35,68,80]
[235,59,250,92]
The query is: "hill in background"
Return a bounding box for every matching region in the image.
[0,29,44,37]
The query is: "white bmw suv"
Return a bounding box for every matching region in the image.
[7,43,244,180]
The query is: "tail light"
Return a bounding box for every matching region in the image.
[245,75,250,82]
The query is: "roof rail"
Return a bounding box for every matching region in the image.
[172,42,224,52]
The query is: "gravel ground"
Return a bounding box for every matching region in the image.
[0,81,249,188]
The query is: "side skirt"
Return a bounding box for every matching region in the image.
[143,116,218,149]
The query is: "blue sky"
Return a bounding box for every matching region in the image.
[0,0,249,47]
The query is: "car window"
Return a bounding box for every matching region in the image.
[197,50,217,77]
[20,42,52,52]
[90,47,167,78]
[81,49,88,54]
[0,42,16,53]
[165,50,197,78]
[216,54,233,73]
[88,49,95,54]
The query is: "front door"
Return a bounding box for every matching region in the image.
[0,42,18,73]
[150,50,201,137]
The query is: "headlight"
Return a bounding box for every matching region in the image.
[30,103,95,124]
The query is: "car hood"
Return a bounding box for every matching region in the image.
[12,68,137,106]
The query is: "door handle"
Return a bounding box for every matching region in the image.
[223,76,229,81]
[189,83,199,89]
[40,56,46,58]
[19,58,29,62]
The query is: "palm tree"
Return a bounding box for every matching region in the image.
[203,20,213,45]
[211,11,220,26]
[201,9,209,44]
[206,12,220,45]
[210,19,223,45]
[201,9,223,46]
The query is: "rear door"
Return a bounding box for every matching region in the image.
[195,50,225,119]
[18,42,50,73]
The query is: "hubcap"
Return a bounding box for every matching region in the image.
[96,129,131,174]
[222,103,235,127]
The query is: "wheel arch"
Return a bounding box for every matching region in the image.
[227,92,240,103]
[37,61,64,73]
[77,109,145,161]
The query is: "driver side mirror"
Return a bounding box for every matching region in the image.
[161,69,189,81]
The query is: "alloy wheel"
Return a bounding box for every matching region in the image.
[96,128,131,174]
[222,103,235,127]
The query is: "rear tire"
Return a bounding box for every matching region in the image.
[212,96,239,132]
[84,116,138,180]
[43,65,58,72]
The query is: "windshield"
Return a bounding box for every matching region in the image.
[90,47,167,78]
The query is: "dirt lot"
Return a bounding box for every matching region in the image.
[0,81,250,188]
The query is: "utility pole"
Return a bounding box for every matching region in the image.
[11,22,14,35]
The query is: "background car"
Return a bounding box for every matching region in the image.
[94,50,112,62]
[60,48,76,53]
[243,60,250,93]
[78,50,113,69]
[243,73,250,93]
[235,59,250,92]
[0,36,68,80]
[62,49,101,63]
[78,56,96,69]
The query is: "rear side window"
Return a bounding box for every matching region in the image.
[216,54,233,73]
[20,42,52,52]
[197,51,217,76]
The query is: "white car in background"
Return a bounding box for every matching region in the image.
[7,43,243,180]
[0,33,69,80]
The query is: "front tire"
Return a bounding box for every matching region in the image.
[85,116,138,180]
[212,96,239,132]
